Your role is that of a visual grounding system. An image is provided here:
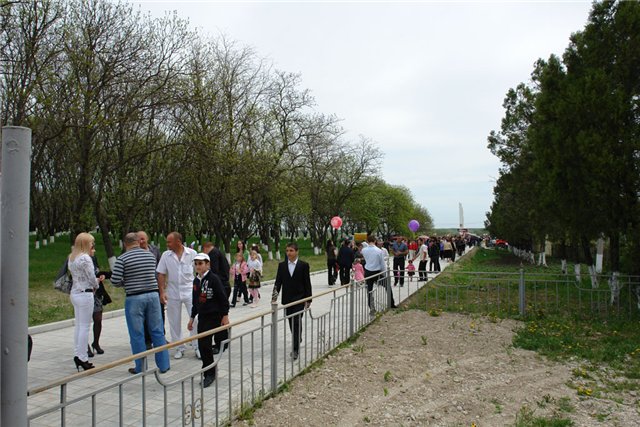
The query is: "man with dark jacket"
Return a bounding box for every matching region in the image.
[204,242,231,354]
[271,242,312,360]
[203,242,231,297]
[187,252,229,388]
[428,239,441,272]
[336,239,355,285]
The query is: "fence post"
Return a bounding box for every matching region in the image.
[348,283,355,337]
[519,268,526,317]
[270,302,278,393]
[386,268,393,309]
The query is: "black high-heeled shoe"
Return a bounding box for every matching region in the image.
[87,345,94,358]
[91,342,104,355]
[74,356,94,371]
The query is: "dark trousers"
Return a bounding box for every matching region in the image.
[198,313,223,378]
[364,269,379,309]
[393,256,405,285]
[327,260,337,285]
[215,285,231,351]
[144,301,165,348]
[232,279,249,305]
[286,303,305,353]
[339,265,351,285]
[430,257,441,272]
[365,269,395,309]
[418,260,428,280]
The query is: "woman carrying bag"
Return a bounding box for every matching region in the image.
[68,233,105,371]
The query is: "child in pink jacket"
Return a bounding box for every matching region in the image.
[230,252,250,307]
[352,258,365,283]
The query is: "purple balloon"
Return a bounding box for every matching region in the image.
[408,220,420,232]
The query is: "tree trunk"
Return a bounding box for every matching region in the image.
[609,232,620,273]
[581,236,594,266]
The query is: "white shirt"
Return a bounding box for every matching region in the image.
[247,257,262,273]
[68,253,98,294]
[288,258,298,276]
[156,246,197,299]
[361,245,385,272]
[416,243,429,261]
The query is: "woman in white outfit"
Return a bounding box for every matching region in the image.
[68,232,102,371]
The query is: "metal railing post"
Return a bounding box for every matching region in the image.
[1,126,31,427]
[386,268,393,309]
[348,283,355,337]
[519,268,526,317]
[270,302,278,392]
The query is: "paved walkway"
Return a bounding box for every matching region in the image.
[27,254,464,425]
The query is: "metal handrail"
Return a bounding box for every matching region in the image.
[27,277,374,397]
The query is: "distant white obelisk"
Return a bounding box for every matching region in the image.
[458,203,464,229]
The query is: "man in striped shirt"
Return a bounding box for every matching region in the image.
[111,232,170,374]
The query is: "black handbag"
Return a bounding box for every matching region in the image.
[98,282,112,305]
[53,259,73,294]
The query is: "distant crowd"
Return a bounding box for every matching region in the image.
[326,234,476,287]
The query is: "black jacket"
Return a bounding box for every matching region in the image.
[428,243,440,258]
[191,271,229,318]
[272,259,312,305]
[337,245,354,268]
[208,247,231,296]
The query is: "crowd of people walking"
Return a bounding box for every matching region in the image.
[64,231,312,386]
[327,234,471,290]
[62,230,470,386]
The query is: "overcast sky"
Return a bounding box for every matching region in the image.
[131,0,593,229]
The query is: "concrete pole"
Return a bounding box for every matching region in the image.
[1,126,32,427]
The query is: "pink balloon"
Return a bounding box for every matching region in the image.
[408,220,420,232]
[330,216,343,229]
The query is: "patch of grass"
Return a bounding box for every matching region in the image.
[515,315,640,403]
[383,387,388,396]
[352,344,365,353]
[420,335,428,345]
[490,397,502,414]
[593,412,609,422]
[572,366,593,380]
[514,406,574,427]
[383,371,392,382]
[513,316,640,377]
[235,396,264,423]
[536,394,553,408]
[556,397,574,413]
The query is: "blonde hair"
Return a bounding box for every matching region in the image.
[69,232,95,261]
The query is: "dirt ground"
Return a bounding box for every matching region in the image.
[233,310,639,426]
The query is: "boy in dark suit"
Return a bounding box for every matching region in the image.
[187,253,229,388]
[271,242,312,360]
